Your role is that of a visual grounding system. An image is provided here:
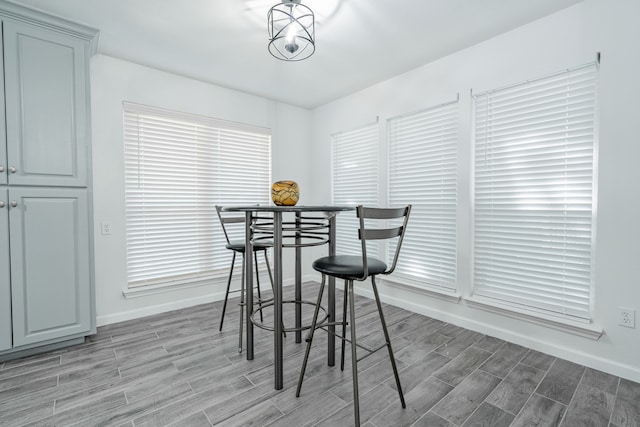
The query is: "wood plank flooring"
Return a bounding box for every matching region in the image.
[0,282,638,426]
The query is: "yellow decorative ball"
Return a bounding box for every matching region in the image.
[271,180,300,206]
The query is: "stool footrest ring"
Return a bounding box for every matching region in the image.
[250,300,329,333]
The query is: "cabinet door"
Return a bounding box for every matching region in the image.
[9,188,91,347]
[0,23,6,186]
[3,19,88,187]
[0,191,10,351]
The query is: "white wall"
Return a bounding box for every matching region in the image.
[90,54,312,325]
[309,0,640,382]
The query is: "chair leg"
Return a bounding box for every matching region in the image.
[254,252,264,323]
[371,276,406,408]
[347,280,361,426]
[238,255,246,353]
[219,252,236,331]
[340,279,348,371]
[295,274,327,397]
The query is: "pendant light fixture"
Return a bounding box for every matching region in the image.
[267,0,315,61]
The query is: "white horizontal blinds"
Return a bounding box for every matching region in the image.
[388,100,458,290]
[213,128,272,247]
[124,103,271,288]
[332,123,379,256]
[473,63,598,319]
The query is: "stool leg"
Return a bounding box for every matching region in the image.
[254,251,264,323]
[347,280,361,426]
[371,276,406,408]
[340,279,348,371]
[295,274,327,397]
[264,249,275,287]
[238,255,246,353]
[219,252,236,331]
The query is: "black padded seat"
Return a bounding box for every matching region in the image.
[312,255,387,279]
[226,241,272,252]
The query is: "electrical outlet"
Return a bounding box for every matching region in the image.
[101,221,112,235]
[618,307,635,328]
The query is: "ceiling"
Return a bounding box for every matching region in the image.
[12,0,582,109]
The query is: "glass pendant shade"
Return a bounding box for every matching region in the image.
[268,0,315,61]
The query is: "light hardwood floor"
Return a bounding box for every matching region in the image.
[0,282,638,426]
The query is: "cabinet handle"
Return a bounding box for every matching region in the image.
[10,201,17,208]
[0,166,4,172]
[0,201,5,208]
[9,166,16,173]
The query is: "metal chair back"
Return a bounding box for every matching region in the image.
[215,205,245,245]
[357,204,411,280]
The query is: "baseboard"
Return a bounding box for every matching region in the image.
[96,274,318,327]
[354,285,640,383]
[0,337,86,362]
[96,290,227,326]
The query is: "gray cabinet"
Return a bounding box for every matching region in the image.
[0,196,10,351]
[3,19,88,187]
[0,1,97,358]
[0,32,5,187]
[8,188,91,347]
[1,189,90,348]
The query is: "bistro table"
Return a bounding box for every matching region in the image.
[222,205,354,390]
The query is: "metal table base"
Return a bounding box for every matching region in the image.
[223,205,353,390]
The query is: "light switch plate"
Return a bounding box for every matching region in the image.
[101,221,112,235]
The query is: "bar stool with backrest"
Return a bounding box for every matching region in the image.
[296,204,411,426]
[215,205,278,353]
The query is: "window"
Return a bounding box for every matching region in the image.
[472,63,598,320]
[123,102,271,288]
[331,123,379,256]
[388,100,458,291]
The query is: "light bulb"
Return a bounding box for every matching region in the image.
[284,13,299,53]
[286,21,297,43]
